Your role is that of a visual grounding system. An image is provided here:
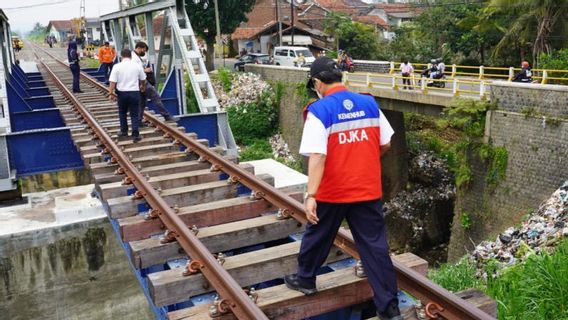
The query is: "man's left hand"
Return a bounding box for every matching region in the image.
[305,198,319,225]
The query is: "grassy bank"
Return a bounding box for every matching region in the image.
[430,239,568,320]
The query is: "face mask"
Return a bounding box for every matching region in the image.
[314,80,323,99]
[139,51,146,57]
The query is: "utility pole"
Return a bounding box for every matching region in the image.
[276,0,282,46]
[214,0,221,67]
[290,0,294,46]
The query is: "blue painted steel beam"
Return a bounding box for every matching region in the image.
[6,128,84,176]
[176,113,219,147]
[159,70,180,116]
[10,109,65,131]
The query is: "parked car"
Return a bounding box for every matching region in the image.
[233,53,272,71]
[273,46,315,67]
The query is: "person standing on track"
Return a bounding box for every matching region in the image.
[131,41,173,126]
[67,39,82,93]
[284,57,402,320]
[108,49,146,143]
[98,41,116,85]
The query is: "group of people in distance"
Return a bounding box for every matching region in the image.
[66,39,173,143]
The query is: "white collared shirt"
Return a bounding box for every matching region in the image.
[109,58,146,92]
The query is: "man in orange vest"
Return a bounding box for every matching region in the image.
[98,41,116,85]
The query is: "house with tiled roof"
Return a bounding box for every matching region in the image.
[231,0,333,55]
[46,20,73,43]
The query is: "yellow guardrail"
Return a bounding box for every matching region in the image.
[343,72,491,100]
[387,61,568,84]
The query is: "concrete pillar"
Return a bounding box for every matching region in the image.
[380,109,408,200]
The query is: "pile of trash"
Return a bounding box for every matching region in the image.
[269,134,295,163]
[213,72,273,109]
[472,181,568,278]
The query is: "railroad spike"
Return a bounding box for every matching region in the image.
[160,229,178,244]
[249,191,264,201]
[114,167,125,175]
[247,287,258,303]
[121,176,134,185]
[131,190,144,200]
[227,175,240,184]
[182,260,204,276]
[210,164,221,172]
[216,252,225,265]
[144,209,160,220]
[276,208,292,220]
[190,224,199,235]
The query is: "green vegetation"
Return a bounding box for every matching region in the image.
[226,88,278,145]
[431,240,568,320]
[239,138,273,161]
[429,258,483,292]
[295,82,310,107]
[26,23,46,42]
[459,212,472,230]
[217,68,234,92]
[184,72,200,114]
[479,145,508,189]
[323,13,384,60]
[185,0,255,70]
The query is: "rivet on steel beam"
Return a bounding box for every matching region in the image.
[121,176,133,185]
[160,229,177,244]
[190,224,199,235]
[131,190,144,200]
[425,302,444,319]
[182,260,204,276]
[144,209,160,220]
[355,260,366,278]
[216,252,225,265]
[276,209,292,220]
[227,175,240,184]
[249,191,264,201]
[210,164,221,172]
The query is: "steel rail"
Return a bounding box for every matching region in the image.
[36,45,495,320]
[34,48,268,320]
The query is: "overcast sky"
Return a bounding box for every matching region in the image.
[2,0,120,33]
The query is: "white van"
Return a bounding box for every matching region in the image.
[273,46,315,67]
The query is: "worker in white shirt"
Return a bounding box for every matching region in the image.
[399,60,414,90]
[108,48,146,143]
[132,41,173,127]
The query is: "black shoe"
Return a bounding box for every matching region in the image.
[117,131,128,137]
[284,274,317,296]
[378,300,403,320]
[132,136,142,143]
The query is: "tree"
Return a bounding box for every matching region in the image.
[185,0,255,70]
[336,21,383,60]
[322,12,350,52]
[26,22,47,42]
[480,0,568,66]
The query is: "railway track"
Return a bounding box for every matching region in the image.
[30,45,494,320]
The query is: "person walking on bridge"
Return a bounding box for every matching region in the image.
[98,41,116,85]
[400,60,414,90]
[132,41,174,126]
[284,57,402,320]
[108,49,146,143]
[67,40,81,93]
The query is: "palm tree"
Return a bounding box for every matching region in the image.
[481,0,568,66]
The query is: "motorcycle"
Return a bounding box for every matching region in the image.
[418,67,446,88]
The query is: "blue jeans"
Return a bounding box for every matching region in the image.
[117,91,140,137]
[70,63,80,92]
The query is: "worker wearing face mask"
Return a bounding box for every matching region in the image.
[131,41,174,127]
[286,56,402,320]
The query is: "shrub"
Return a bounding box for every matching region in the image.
[226,89,278,145]
[239,138,273,161]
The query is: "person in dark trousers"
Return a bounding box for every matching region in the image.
[512,60,533,83]
[98,41,116,85]
[108,49,146,143]
[131,41,173,126]
[284,57,402,320]
[67,40,82,93]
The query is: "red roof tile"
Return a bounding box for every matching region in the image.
[47,20,73,31]
[353,15,388,29]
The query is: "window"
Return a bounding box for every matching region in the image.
[275,50,288,56]
[296,49,313,57]
[289,51,296,57]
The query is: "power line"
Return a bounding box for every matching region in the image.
[3,0,76,10]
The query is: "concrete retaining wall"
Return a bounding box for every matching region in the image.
[448,83,568,260]
[0,218,151,319]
